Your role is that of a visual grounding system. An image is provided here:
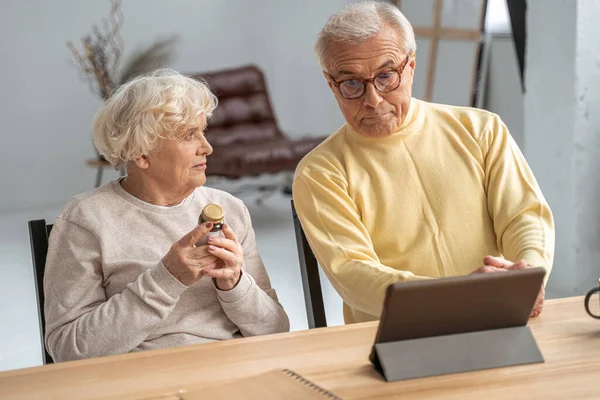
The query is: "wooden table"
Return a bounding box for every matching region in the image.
[1,296,598,399]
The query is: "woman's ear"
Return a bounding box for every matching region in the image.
[133,155,150,169]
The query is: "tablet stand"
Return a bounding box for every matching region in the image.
[372,326,544,381]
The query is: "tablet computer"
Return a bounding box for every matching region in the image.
[370,267,545,363]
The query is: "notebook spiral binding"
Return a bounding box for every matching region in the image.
[282,369,343,399]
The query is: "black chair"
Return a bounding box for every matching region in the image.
[28,219,54,364]
[291,201,327,329]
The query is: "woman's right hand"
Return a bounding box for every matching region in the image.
[162,222,220,286]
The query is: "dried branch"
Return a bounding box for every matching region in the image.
[67,0,178,101]
[107,0,124,84]
[118,36,179,85]
[66,0,123,100]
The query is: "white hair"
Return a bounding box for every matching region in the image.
[93,69,217,168]
[315,0,417,71]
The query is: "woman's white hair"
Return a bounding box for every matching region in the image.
[315,0,416,71]
[93,69,217,168]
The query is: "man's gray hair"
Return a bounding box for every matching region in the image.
[315,1,416,71]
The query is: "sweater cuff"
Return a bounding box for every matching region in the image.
[215,271,253,303]
[149,261,189,299]
[518,251,548,270]
[518,251,551,286]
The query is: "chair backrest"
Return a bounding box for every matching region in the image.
[27,219,54,364]
[190,65,283,148]
[290,201,327,329]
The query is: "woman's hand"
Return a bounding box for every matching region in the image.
[162,222,220,286]
[201,224,244,291]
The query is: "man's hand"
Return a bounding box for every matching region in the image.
[481,255,545,317]
[162,222,220,286]
[470,264,509,275]
[483,255,527,270]
[529,284,545,317]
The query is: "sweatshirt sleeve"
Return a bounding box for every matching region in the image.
[215,205,290,336]
[292,168,430,319]
[44,218,188,362]
[481,114,555,281]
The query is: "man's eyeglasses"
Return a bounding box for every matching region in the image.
[325,55,411,100]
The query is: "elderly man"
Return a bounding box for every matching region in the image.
[293,1,554,324]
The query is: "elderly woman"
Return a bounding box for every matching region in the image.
[44,70,290,362]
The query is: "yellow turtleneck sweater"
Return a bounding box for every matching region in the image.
[293,98,554,324]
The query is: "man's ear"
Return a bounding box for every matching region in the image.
[323,71,335,91]
[133,155,150,169]
[409,55,416,76]
[407,55,417,84]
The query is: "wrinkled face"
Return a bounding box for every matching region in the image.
[146,116,213,191]
[324,26,416,138]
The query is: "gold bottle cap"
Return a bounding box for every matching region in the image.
[200,204,224,225]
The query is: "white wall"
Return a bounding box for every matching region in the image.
[525,0,600,297]
[0,0,350,213]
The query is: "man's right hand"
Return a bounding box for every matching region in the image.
[470,256,527,275]
[470,265,508,274]
[482,255,527,270]
[474,255,544,317]
[162,222,220,286]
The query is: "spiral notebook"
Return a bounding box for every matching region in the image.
[178,369,342,400]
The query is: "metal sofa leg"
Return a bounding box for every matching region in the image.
[95,167,103,188]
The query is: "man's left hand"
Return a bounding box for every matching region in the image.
[482,255,545,317]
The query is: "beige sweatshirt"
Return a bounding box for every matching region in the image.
[44,180,290,362]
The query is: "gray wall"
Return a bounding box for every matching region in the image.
[0,0,350,213]
[485,34,524,149]
[572,0,600,293]
[525,0,600,297]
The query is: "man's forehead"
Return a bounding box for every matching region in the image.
[325,28,405,74]
[328,47,404,75]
